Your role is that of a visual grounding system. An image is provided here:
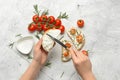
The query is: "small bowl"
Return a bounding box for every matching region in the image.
[16,36,34,55]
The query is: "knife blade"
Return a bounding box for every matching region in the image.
[46,33,67,49]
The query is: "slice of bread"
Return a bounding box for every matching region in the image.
[61,40,72,62]
[67,28,85,50]
[42,29,61,52]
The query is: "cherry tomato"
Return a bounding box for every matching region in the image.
[48,16,55,24]
[39,15,47,22]
[82,50,88,56]
[63,52,69,57]
[35,22,43,31]
[32,15,39,23]
[76,35,83,43]
[55,19,61,26]
[70,28,76,35]
[77,19,84,28]
[65,43,71,48]
[42,24,49,32]
[28,23,36,32]
[59,25,65,34]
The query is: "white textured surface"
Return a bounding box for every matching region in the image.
[0,0,120,80]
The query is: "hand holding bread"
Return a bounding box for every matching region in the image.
[33,38,48,66]
[42,29,61,52]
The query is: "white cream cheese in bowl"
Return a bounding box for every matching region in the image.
[16,36,34,55]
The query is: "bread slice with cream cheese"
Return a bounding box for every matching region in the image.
[61,40,72,62]
[42,29,61,52]
[67,28,85,50]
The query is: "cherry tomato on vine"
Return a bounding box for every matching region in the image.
[59,25,65,34]
[32,15,39,23]
[28,23,36,32]
[42,24,50,32]
[39,15,47,22]
[55,19,61,26]
[48,16,55,24]
[35,22,43,31]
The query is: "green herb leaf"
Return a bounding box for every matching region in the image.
[64,40,67,42]
[42,9,49,15]
[60,72,64,78]
[40,31,44,35]
[77,4,80,8]
[8,42,15,48]
[28,55,33,59]
[45,62,51,67]
[34,31,44,40]
[57,12,68,19]
[35,34,40,40]
[15,34,22,37]
[33,4,40,15]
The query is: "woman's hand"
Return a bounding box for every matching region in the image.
[20,38,48,80]
[33,38,48,67]
[69,48,95,80]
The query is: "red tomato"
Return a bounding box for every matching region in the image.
[32,15,39,23]
[55,19,61,26]
[59,25,65,34]
[48,16,55,24]
[70,28,76,35]
[39,15,47,22]
[65,43,71,48]
[28,23,36,32]
[77,19,84,28]
[42,24,49,32]
[82,50,88,56]
[76,35,83,43]
[35,23,43,31]
[63,52,69,57]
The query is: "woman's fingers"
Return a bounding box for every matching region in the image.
[73,47,80,57]
[41,46,48,54]
[69,47,77,61]
[36,38,43,48]
[73,48,86,62]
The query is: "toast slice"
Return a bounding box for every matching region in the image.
[61,40,72,62]
[67,28,85,50]
[42,29,61,52]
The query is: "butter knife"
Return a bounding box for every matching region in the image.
[46,34,67,49]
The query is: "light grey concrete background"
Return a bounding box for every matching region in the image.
[0,0,120,80]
